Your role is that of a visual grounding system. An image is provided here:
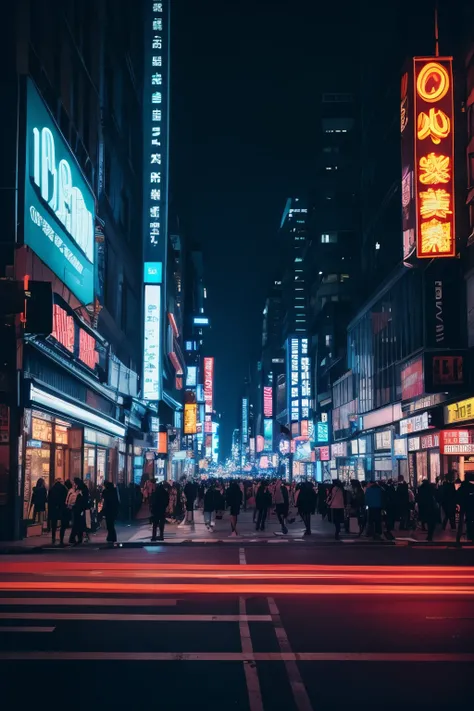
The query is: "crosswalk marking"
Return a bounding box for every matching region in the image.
[0,612,272,622]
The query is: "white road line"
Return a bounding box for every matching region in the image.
[0,626,55,633]
[239,547,247,565]
[239,597,264,711]
[0,651,472,662]
[0,598,177,607]
[0,612,272,623]
[267,597,313,711]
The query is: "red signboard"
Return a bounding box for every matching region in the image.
[420,433,439,449]
[318,446,330,461]
[439,429,474,454]
[401,357,424,401]
[79,330,99,370]
[204,414,212,434]
[263,386,273,418]
[52,305,74,353]
[431,355,463,385]
[203,357,214,414]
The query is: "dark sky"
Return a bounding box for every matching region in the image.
[170,0,361,456]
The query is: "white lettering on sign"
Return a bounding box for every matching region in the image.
[32,127,93,263]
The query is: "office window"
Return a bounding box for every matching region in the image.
[325,335,332,347]
[340,274,350,281]
[321,233,337,244]
[322,273,338,283]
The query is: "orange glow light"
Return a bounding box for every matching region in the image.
[419,188,452,219]
[420,218,452,254]
[418,153,450,185]
[416,61,450,103]
[417,108,450,144]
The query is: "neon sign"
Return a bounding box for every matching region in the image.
[25,80,95,304]
[143,284,161,400]
[204,358,214,414]
[414,58,455,258]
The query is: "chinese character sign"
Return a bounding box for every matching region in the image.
[263,386,273,418]
[242,398,249,444]
[143,285,161,400]
[286,337,311,426]
[414,58,455,258]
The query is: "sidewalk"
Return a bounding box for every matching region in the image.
[0,508,468,550]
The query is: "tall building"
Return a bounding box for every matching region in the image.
[0,0,173,539]
[279,198,308,342]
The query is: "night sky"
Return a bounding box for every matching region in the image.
[170,0,360,456]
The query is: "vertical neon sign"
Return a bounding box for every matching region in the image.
[142,1,170,400]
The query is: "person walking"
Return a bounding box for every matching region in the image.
[203,483,215,531]
[151,481,170,541]
[69,478,86,546]
[296,480,317,536]
[416,479,439,542]
[31,477,47,525]
[102,481,119,543]
[227,481,243,537]
[327,479,346,540]
[273,478,290,534]
[396,475,410,530]
[47,479,67,545]
[349,479,366,536]
[440,473,457,531]
[457,472,474,543]
[365,481,383,539]
[183,478,198,525]
[255,481,272,532]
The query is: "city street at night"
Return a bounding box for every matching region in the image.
[1,544,474,710]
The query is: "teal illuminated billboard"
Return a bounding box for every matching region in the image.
[24,79,95,305]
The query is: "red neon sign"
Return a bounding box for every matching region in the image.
[51,305,74,353]
[79,330,99,370]
[203,357,214,414]
[263,386,273,418]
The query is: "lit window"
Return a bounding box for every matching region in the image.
[325,335,332,347]
[203,288,207,298]
[341,274,350,281]
[294,257,302,262]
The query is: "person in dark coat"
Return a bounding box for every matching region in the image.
[183,479,198,524]
[255,481,272,532]
[227,481,243,536]
[151,482,170,541]
[31,477,47,523]
[273,479,290,534]
[396,476,410,529]
[440,473,457,531]
[416,480,439,541]
[297,481,317,535]
[203,484,216,530]
[457,473,474,543]
[102,481,119,543]
[47,479,68,545]
[69,478,86,545]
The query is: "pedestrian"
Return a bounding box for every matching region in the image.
[255,481,272,531]
[183,478,198,524]
[416,479,439,542]
[102,481,119,543]
[365,481,383,539]
[456,472,474,543]
[273,478,289,534]
[349,479,366,535]
[31,477,47,525]
[296,480,317,536]
[203,483,215,531]
[47,479,67,545]
[440,472,457,531]
[396,475,410,530]
[227,481,243,537]
[382,479,396,540]
[69,478,86,545]
[327,479,346,540]
[151,481,170,541]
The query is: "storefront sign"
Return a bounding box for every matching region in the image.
[420,432,439,449]
[48,302,102,372]
[318,446,330,461]
[183,403,197,435]
[24,80,95,304]
[375,430,392,450]
[363,403,403,430]
[424,350,465,393]
[287,337,311,424]
[317,421,329,443]
[445,398,474,425]
[331,441,347,458]
[400,411,430,435]
[204,357,214,414]
[143,284,161,400]
[408,436,420,452]
[394,438,407,457]
[404,393,446,415]
[263,418,273,450]
[439,429,474,454]
[401,357,424,400]
[186,366,197,388]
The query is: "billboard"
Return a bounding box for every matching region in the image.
[402,58,455,260]
[263,418,273,450]
[143,285,161,400]
[183,403,197,435]
[401,356,424,401]
[263,385,273,418]
[203,357,214,414]
[287,337,311,426]
[242,397,249,444]
[186,365,197,388]
[24,79,95,304]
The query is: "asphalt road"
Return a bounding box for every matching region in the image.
[0,545,473,711]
